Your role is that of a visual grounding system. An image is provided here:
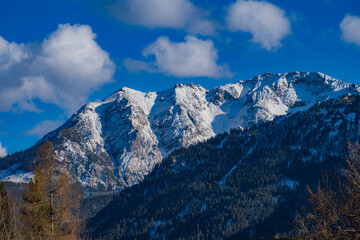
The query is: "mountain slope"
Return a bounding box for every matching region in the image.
[1,72,358,190]
[87,95,360,239]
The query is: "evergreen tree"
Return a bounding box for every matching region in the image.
[22,140,81,240]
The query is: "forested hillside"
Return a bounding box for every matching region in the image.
[87,95,359,239]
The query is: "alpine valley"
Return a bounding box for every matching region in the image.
[1,72,360,239]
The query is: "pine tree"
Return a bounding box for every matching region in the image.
[22,140,81,240]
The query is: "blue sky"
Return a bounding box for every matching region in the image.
[0,0,359,155]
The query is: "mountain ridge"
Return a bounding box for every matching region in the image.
[87,94,360,239]
[1,71,359,191]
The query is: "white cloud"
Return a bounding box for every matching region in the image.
[107,0,215,35]
[0,37,28,71]
[0,24,116,114]
[226,0,291,50]
[125,36,233,78]
[23,120,63,138]
[340,15,360,47]
[0,142,7,158]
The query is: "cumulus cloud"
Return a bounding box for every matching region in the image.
[23,120,63,138]
[340,14,360,47]
[107,0,215,35]
[0,142,7,158]
[226,0,291,50]
[0,37,28,71]
[0,24,115,113]
[125,36,233,78]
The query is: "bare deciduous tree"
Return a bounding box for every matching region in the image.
[296,143,360,240]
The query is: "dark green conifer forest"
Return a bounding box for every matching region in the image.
[86,95,360,239]
[1,95,359,239]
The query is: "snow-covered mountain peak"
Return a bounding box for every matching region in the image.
[3,72,359,190]
[51,72,360,188]
[102,88,157,114]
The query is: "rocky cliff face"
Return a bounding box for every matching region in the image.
[1,72,359,190]
[87,94,360,240]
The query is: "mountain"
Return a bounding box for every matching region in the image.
[87,94,360,239]
[1,72,359,191]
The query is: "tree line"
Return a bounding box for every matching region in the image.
[87,95,360,239]
[1,95,360,239]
